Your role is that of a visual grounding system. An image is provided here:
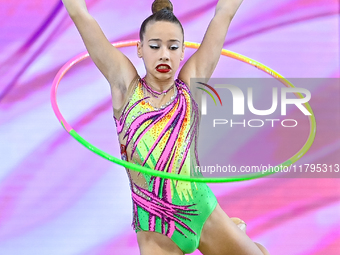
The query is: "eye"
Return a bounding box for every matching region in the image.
[170,45,179,50]
[150,45,159,49]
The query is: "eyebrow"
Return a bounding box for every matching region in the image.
[148,39,181,43]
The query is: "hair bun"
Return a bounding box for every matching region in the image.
[152,0,173,14]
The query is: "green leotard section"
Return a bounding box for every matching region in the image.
[114,77,217,253]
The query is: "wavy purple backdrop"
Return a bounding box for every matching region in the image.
[0,0,339,254]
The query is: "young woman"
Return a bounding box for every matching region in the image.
[62,0,270,254]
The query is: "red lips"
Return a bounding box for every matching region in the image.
[156,64,171,73]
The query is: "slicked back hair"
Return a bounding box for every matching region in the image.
[139,8,184,43]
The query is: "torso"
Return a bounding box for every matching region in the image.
[113,76,216,254]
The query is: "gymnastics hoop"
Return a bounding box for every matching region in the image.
[51,40,316,183]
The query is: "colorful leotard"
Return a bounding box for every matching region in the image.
[114,76,217,254]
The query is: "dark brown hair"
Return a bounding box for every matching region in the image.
[139,1,184,42]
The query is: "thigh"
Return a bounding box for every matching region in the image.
[137,231,184,255]
[198,204,264,255]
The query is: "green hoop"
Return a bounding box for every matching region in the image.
[51,40,316,183]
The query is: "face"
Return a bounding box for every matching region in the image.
[137,21,185,81]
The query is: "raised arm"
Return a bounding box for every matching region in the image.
[179,0,243,84]
[62,0,137,109]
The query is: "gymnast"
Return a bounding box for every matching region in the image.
[62,0,270,254]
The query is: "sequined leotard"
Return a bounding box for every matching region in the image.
[114,76,217,254]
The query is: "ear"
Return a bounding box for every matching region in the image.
[137,41,143,58]
[180,44,185,61]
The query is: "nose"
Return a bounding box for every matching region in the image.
[159,46,170,61]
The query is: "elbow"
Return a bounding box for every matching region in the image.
[215,1,242,21]
[215,7,234,22]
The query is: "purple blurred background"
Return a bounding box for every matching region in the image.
[0,0,339,254]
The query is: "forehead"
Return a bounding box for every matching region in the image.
[144,21,183,42]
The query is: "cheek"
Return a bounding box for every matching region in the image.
[144,56,157,70]
[174,52,183,62]
[142,51,153,63]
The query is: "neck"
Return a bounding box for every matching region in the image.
[144,74,175,93]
